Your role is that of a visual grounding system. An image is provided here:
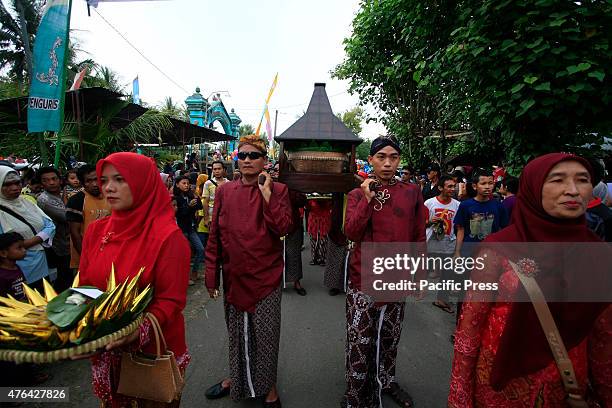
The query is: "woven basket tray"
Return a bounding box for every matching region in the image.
[0,315,143,364]
[287,151,347,173]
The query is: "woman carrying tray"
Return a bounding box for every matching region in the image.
[79,152,191,407]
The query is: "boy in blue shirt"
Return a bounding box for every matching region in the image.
[453,170,509,257]
[452,170,509,332]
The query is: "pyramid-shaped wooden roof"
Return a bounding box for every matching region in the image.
[275,83,362,144]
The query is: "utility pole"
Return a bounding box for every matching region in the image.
[270,109,279,158]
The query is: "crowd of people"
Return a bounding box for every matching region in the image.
[0,135,611,407]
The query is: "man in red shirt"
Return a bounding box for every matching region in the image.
[343,135,426,408]
[205,135,292,408]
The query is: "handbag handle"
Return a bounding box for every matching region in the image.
[508,260,589,408]
[145,312,169,358]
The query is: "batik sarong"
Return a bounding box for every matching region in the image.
[284,226,303,284]
[309,233,328,265]
[224,288,282,401]
[344,286,405,408]
[324,240,349,291]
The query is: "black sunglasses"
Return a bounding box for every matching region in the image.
[237,151,266,160]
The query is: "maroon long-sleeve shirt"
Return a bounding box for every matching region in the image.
[344,181,426,291]
[205,179,293,312]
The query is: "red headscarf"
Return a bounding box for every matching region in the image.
[81,152,180,285]
[486,153,607,389]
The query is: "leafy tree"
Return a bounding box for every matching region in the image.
[0,76,26,98]
[88,65,125,93]
[337,106,369,160]
[335,0,612,171]
[159,96,186,120]
[0,0,42,86]
[0,99,173,166]
[337,106,365,136]
[239,123,255,136]
[333,1,459,166]
[355,139,371,161]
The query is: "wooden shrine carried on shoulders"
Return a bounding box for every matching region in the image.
[275,83,362,194]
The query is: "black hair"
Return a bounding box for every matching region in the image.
[38,166,60,179]
[173,176,192,197]
[427,164,441,177]
[76,164,97,185]
[66,168,77,176]
[471,168,493,184]
[0,232,24,251]
[451,169,465,180]
[22,168,36,184]
[211,161,225,170]
[30,173,41,185]
[437,175,454,189]
[586,157,604,186]
[502,176,519,194]
[174,175,189,184]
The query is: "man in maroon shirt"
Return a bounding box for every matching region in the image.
[343,135,426,408]
[205,135,292,408]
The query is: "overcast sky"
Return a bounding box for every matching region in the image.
[64,0,386,139]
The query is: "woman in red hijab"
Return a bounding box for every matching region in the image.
[79,152,191,407]
[448,153,611,407]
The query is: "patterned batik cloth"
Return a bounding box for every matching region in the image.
[224,287,282,401]
[309,233,328,265]
[448,258,612,407]
[92,318,191,408]
[284,225,304,283]
[344,286,406,408]
[324,240,349,291]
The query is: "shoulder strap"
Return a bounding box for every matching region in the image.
[209,179,218,187]
[0,205,38,235]
[145,312,168,356]
[508,260,589,408]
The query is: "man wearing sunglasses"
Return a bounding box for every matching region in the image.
[205,135,292,408]
[343,135,426,408]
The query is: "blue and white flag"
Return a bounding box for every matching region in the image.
[133,76,140,104]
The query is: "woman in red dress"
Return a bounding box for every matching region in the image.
[306,197,332,266]
[79,152,191,407]
[448,153,611,407]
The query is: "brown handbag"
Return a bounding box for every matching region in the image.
[117,313,184,403]
[509,260,590,408]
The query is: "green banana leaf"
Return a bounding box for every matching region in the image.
[46,287,103,330]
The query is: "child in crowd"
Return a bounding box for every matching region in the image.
[452,169,509,332]
[63,169,82,203]
[454,169,509,256]
[0,232,49,388]
[0,232,27,300]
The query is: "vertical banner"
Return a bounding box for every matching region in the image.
[27,0,72,133]
[265,106,273,155]
[133,76,140,104]
[255,73,278,136]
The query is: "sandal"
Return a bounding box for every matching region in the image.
[432,301,454,314]
[383,382,414,408]
[205,381,230,399]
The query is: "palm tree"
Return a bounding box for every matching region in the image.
[88,65,125,93]
[159,96,183,119]
[0,0,43,86]
[239,123,255,136]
